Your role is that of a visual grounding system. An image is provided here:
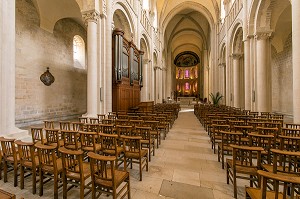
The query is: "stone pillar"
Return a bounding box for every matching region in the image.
[82,11,100,117]
[244,38,251,110]
[232,54,242,108]
[0,0,26,135]
[249,35,255,111]
[203,50,209,99]
[255,32,272,112]
[142,59,149,101]
[293,0,300,122]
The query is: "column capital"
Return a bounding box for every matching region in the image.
[254,31,273,40]
[231,53,243,60]
[82,10,100,25]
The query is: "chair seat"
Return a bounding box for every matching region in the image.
[66,162,91,180]
[246,187,284,199]
[227,159,258,175]
[94,169,129,188]
[103,146,124,155]
[42,158,63,173]
[6,153,20,163]
[218,144,232,151]
[64,142,81,150]
[125,149,148,159]
[23,156,39,168]
[141,139,155,144]
[82,144,101,152]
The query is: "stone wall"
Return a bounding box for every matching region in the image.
[271,33,293,115]
[15,0,87,127]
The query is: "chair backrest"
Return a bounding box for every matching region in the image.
[281,128,300,137]
[31,127,44,144]
[254,170,300,199]
[271,148,300,175]
[129,119,144,127]
[279,135,300,151]
[15,140,36,167]
[116,125,132,137]
[133,126,152,140]
[102,119,114,125]
[220,131,243,147]
[79,131,98,152]
[58,147,85,178]
[248,133,274,163]
[78,117,88,124]
[99,133,118,152]
[143,120,159,131]
[86,124,100,133]
[87,152,116,187]
[35,142,59,174]
[0,137,17,161]
[59,121,71,130]
[285,123,300,129]
[45,128,61,146]
[100,124,114,134]
[44,120,55,129]
[257,127,279,138]
[97,114,106,122]
[121,135,142,154]
[61,130,80,150]
[231,144,264,169]
[89,117,100,124]
[115,119,130,126]
[72,122,84,131]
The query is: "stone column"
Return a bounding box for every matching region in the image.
[232,54,242,108]
[244,38,251,110]
[0,0,26,135]
[255,32,272,112]
[142,58,149,101]
[293,0,300,123]
[82,11,100,117]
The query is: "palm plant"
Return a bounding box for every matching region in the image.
[209,92,223,106]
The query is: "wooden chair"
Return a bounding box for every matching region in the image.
[58,147,91,199]
[86,123,100,133]
[278,135,300,151]
[87,152,130,199]
[155,116,169,139]
[89,117,99,124]
[97,114,106,123]
[102,119,114,125]
[217,130,243,169]
[31,127,45,144]
[78,117,88,124]
[35,142,63,199]
[285,123,300,129]
[246,170,300,199]
[211,124,230,153]
[281,127,300,137]
[44,120,55,129]
[262,148,300,177]
[121,135,148,181]
[134,126,155,162]
[45,128,64,148]
[15,140,38,194]
[59,121,71,130]
[0,137,19,187]
[226,144,264,198]
[71,122,84,131]
[99,133,124,169]
[248,133,275,164]
[100,124,114,134]
[144,120,160,148]
[61,130,81,150]
[79,131,101,154]
[115,125,133,137]
[115,119,130,126]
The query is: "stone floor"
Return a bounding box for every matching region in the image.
[0,108,249,199]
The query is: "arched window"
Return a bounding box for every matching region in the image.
[73,35,86,69]
[185,82,190,90]
[185,69,189,78]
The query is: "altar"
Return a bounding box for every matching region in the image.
[177,97,196,106]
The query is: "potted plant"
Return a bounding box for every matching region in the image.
[209,92,223,106]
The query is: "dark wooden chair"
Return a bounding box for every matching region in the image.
[35,142,63,199]
[121,135,148,181]
[31,127,45,144]
[134,126,155,162]
[0,137,19,187]
[226,144,264,198]
[15,140,38,194]
[58,147,91,199]
[87,152,130,199]
[246,170,300,199]
[61,130,81,150]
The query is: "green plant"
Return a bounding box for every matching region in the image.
[209,92,223,105]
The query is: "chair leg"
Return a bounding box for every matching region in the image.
[3,161,7,182]
[233,171,237,198]
[13,163,18,187]
[32,167,36,194]
[63,173,67,199]
[54,174,58,199]
[91,181,96,199]
[139,158,142,181]
[127,175,131,199]
[39,169,43,196]
[80,179,84,199]
[20,165,24,189]
[226,164,229,184]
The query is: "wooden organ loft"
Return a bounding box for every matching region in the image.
[112,28,144,112]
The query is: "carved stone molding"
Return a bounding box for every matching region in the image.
[231,53,243,60]
[254,31,273,40]
[82,11,100,25]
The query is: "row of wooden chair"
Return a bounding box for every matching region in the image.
[195,104,300,198]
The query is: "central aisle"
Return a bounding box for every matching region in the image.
[130,108,240,199]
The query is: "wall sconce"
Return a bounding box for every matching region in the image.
[40,67,55,86]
